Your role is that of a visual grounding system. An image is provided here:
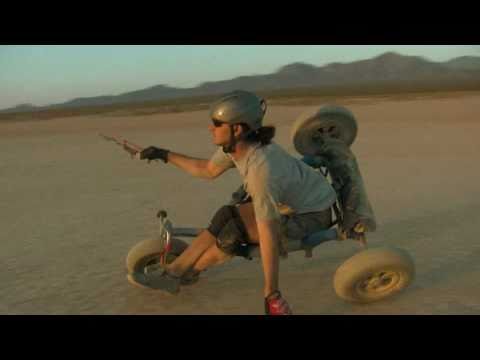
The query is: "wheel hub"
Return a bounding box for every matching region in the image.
[291,105,358,156]
[356,270,400,294]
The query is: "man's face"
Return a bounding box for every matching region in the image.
[208,119,232,146]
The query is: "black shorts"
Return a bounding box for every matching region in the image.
[211,206,332,258]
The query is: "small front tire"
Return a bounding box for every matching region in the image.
[126,238,187,274]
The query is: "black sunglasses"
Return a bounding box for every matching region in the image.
[212,119,227,127]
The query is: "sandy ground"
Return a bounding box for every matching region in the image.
[1,92,480,315]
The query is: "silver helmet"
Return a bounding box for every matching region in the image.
[210,90,267,131]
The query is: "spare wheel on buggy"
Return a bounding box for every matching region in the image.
[291,105,358,156]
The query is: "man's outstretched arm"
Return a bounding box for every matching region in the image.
[140,146,227,180]
[167,152,227,179]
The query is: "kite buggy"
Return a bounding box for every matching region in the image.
[101,104,415,306]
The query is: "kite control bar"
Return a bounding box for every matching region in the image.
[99,133,143,156]
[99,133,159,162]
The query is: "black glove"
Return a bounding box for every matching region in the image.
[139,146,170,163]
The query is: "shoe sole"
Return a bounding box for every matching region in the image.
[127,273,154,290]
[126,273,180,295]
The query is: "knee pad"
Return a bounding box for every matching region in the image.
[216,218,249,256]
[207,205,238,238]
[207,206,249,257]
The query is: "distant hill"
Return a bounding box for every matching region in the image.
[443,56,480,71]
[2,52,480,114]
[4,103,38,113]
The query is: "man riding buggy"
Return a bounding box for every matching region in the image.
[128,90,348,315]
[125,90,413,315]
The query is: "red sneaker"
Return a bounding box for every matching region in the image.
[265,291,293,315]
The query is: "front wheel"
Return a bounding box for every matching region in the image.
[126,238,199,286]
[126,238,188,273]
[333,247,415,303]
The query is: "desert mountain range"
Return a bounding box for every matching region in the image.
[3,52,480,113]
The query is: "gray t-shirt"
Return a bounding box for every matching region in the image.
[210,142,337,221]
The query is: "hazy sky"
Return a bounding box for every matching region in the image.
[1,45,479,109]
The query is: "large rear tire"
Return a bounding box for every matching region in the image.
[333,247,415,303]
